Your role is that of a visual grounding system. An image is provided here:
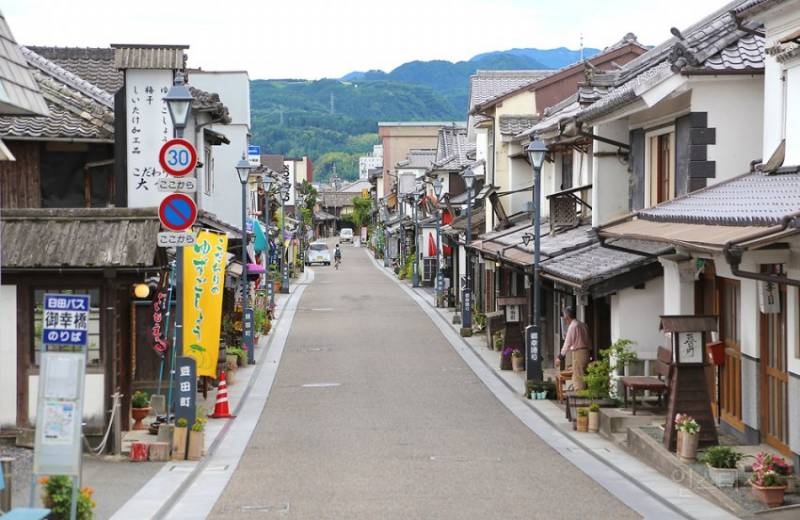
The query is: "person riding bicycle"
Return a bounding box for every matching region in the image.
[333,244,342,265]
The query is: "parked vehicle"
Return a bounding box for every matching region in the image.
[306,242,331,265]
[339,228,354,243]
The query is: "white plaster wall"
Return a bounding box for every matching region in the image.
[188,72,251,229]
[0,285,17,427]
[591,120,630,227]
[28,374,106,426]
[785,65,800,165]
[690,77,764,183]
[507,156,531,215]
[739,258,760,359]
[539,161,555,219]
[610,277,665,360]
[787,280,800,376]
[660,257,695,314]
[762,57,785,159]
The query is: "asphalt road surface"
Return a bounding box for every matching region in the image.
[208,242,639,519]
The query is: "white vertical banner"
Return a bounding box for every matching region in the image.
[126,69,175,207]
[759,280,780,314]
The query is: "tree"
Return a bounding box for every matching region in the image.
[350,196,372,230]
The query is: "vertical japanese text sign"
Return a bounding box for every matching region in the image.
[126,69,175,207]
[174,356,197,430]
[183,230,228,377]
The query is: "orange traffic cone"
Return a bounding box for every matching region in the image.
[208,370,236,419]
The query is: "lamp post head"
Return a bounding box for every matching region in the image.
[526,139,548,171]
[262,174,273,190]
[522,232,534,247]
[432,178,443,198]
[235,154,252,184]
[461,167,475,190]
[164,72,193,132]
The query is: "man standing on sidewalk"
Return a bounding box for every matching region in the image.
[559,306,591,391]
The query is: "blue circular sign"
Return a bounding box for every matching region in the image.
[159,193,197,232]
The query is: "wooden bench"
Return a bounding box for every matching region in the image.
[619,346,672,415]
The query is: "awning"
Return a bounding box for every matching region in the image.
[599,218,797,253]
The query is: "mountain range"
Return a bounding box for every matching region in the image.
[250,47,600,182]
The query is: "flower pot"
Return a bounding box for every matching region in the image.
[512,356,524,372]
[226,354,239,371]
[750,483,786,508]
[576,415,589,432]
[187,430,204,461]
[172,426,188,460]
[500,355,512,371]
[131,407,150,431]
[678,431,699,462]
[588,411,600,433]
[706,465,737,488]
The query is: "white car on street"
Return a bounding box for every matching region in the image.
[306,241,331,265]
[339,228,354,243]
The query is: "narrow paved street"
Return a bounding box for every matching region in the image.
[208,241,639,519]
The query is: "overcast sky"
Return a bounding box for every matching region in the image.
[4,0,732,80]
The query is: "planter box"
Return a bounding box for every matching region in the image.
[172,426,188,460]
[187,430,204,461]
[706,465,737,488]
[588,411,600,433]
[750,483,786,508]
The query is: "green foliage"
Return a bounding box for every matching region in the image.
[192,408,207,432]
[40,475,96,519]
[176,417,188,428]
[350,196,372,229]
[131,390,149,408]
[577,407,589,417]
[398,251,415,280]
[226,346,245,362]
[583,338,638,400]
[699,446,743,469]
[589,403,600,413]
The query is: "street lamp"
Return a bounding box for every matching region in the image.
[525,138,548,382]
[432,178,444,307]
[163,73,192,139]
[164,73,193,427]
[460,167,475,336]
[236,155,256,365]
[412,187,421,288]
[279,180,290,294]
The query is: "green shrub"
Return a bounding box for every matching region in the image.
[699,445,743,469]
[131,390,149,408]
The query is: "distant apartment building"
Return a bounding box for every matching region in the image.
[359,144,383,180]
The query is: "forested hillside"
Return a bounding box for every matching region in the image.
[249,47,599,182]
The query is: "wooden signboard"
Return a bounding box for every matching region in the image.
[661,315,719,451]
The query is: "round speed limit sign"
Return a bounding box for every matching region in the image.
[159,138,198,177]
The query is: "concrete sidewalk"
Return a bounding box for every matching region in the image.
[380,252,736,519]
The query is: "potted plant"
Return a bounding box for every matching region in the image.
[493,332,503,351]
[130,390,150,430]
[225,346,242,370]
[172,417,188,460]
[511,349,524,372]
[576,407,589,432]
[500,346,513,370]
[749,452,791,507]
[39,475,96,519]
[674,413,700,462]
[187,410,207,461]
[699,445,743,487]
[587,403,601,433]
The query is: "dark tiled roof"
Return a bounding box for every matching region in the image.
[732,0,781,16]
[188,86,231,124]
[0,47,114,140]
[639,170,800,226]
[541,239,670,286]
[574,0,764,124]
[0,14,48,115]
[1,208,160,268]
[468,70,551,113]
[112,44,187,70]
[499,116,539,136]
[25,46,122,94]
[432,125,474,171]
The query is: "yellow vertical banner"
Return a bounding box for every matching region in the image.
[183,230,228,378]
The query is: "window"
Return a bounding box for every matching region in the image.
[645,129,675,206]
[560,151,573,190]
[204,145,214,196]
[33,288,101,367]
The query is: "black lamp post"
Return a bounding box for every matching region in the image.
[279,179,290,294]
[460,167,475,337]
[236,155,255,364]
[432,178,444,306]
[412,187,421,288]
[525,139,548,382]
[262,174,274,309]
[164,72,193,429]
[380,200,390,268]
